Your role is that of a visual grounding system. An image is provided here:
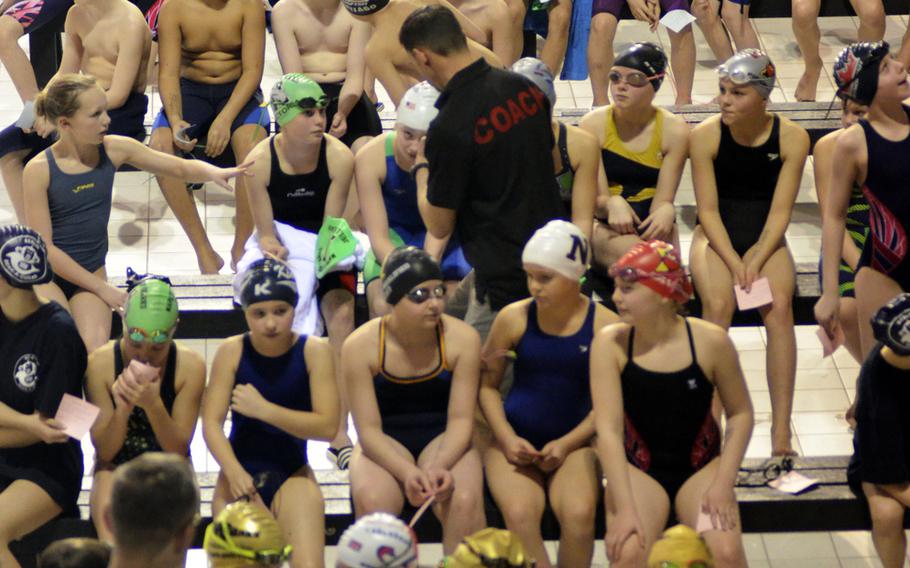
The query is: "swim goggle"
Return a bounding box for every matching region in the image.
[607,265,685,284]
[608,70,664,88]
[406,283,447,304]
[292,95,331,110]
[716,64,769,87]
[127,326,176,345]
[203,519,293,565]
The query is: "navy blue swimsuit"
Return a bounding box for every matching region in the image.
[373,318,453,459]
[505,300,596,450]
[230,334,312,507]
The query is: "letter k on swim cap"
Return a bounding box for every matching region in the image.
[270,74,329,128]
[239,258,299,309]
[0,224,52,289]
[522,220,589,280]
[342,0,389,16]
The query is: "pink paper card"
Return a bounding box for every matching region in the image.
[816,326,846,358]
[768,471,819,494]
[734,277,773,311]
[696,510,717,533]
[54,394,100,440]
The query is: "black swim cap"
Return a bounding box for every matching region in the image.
[238,258,299,309]
[613,42,668,92]
[0,224,53,289]
[381,246,443,305]
[872,293,910,356]
[834,41,889,105]
[341,0,389,16]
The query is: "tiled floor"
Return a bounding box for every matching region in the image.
[4,15,909,567]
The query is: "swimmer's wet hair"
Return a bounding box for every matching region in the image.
[38,538,111,568]
[400,5,468,56]
[34,73,98,123]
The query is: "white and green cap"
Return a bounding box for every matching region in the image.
[269,74,329,128]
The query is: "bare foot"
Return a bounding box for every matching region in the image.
[794,63,822,102]
[771,425,796,457]
[675,96,693,107]
[198,250,224,275]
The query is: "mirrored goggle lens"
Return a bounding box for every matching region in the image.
[718,67,753,85]
[128,327,173,344]
[608,71,652,88]
[406,284,448,304]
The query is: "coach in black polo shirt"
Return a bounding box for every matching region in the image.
[400,5,567,338]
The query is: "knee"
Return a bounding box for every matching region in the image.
[500,498,543,530]
[870,498,906,535]
[790,0,815,22]
[323,293,355,336]
[0,19,23,48]
[450,485,485,521]
[150,129,174,153]
[589,15,615,40]
[555,499,597,534]
[708,537,746,568]
[611,539,647,568]
[856,2,885,27]
[700,293,735,322]
[763,298,794,328]
[353,488,396,516]
[548,2,571,31]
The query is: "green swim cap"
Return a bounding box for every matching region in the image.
[124,279,179,343]
[269,74,329,128]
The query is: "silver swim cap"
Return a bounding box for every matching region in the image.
[510,58,556,108]
[717,49,776,99]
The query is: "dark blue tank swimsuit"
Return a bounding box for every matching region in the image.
[230,334,312,507]
[505,300,596,449]
[373,317,453,458]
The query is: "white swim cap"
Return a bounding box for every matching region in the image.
[521,220,589,281]
[336,513,418,568]
[396,82,440,132]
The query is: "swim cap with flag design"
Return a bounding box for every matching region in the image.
[834,41,890,105]
[397,82,440,132]
[0,224,53,289]
[522,220,589,281]
[609,240,692,304]
[269,74,329,128]
[239,258,299,309]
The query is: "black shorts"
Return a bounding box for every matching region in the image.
[53,274,81,300]
[316,269,357,305]
[0,457,82,518]
[319,82,382,148]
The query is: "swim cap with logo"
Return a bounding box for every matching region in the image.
[239,258,299,309]
[613,42,668,91]
[0,224,52,289]
[124,278,179,343]
[269,74,329,128]
[834,41,890,105]
[510,57,556,107]
[204,502,292,566]
[717,49,776,99]
[444,528,532,568]
[381,246,443,305]
[397,82,440,132]
[521,220,589,281]
[609,240,693,304]
[647,525,713,568]
[341,0,389,16]
[871,292,910,356]
[337,513,418,568]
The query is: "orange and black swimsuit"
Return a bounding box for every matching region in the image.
[373,317,453,458]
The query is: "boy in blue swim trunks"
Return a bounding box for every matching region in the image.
[151,0,270,273]
[354,81,471,317]
[0,0,151,222]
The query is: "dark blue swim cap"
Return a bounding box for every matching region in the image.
[0,224,53,289]
[239,258,299,309]
[872,293,910,356]
[613,42,668,92]
[381,246,443,305]
[834,41,890,105]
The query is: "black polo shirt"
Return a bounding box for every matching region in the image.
[426,58,565,310]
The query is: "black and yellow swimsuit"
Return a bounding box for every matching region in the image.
[600,106,666,223]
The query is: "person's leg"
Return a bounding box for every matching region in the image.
[839,296,864,363]
[230,123,268,270]
[149,127,223,274]
[592,225,641,274]
[483,445,551,567]
[850,0,885,42]
[604,465,671,567]
[720,0,759,50]
[587,13,619,107]
[0,15,36,103]
[757,245,797,456]
[855,268,903,361]
[366,279,389,319]
[0,480,64,568]
[547,447,600,568]
[349,444,407,517]
[70,268,114,353]
[667,26,696,105]
[898,13,910,69]
[688,227,736,329]
[791,0,822,101]
[541,0,572,74]
[421,441,486,555]
[90,469,115,543]
[675,460,748,567]
[691,0,734,63]
[861,483,909,568]
[503,0,527,63]
[272,468,325,568]
[0,148,30,221]
[321,288,355,457]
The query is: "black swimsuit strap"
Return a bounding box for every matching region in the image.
[627,318,696,365]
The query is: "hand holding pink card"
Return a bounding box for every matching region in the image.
[816,325,845,357]
[54,394,100,440]
[734,277,773,311]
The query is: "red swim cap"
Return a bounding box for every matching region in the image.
[609,240,693,304]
